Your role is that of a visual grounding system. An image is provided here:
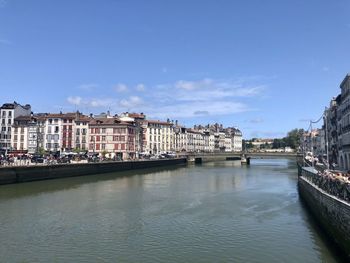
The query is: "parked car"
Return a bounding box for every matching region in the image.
[31,155,44,163]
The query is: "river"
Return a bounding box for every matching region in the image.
[0,159,346,262]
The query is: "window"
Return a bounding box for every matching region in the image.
[1,119,4,125]
[49,119,52,124]
[101,143,106,150]
[48,126,52,133]
[7,127,11,132]
[8,111,12,117]
[21,127,24,133]
[7,119,11,124]
[20,135,24,141]
[55,126,59,133]
[102,128,106,134]
[1,111,5,117]
[14,135,18,141]
[102,136,106,141]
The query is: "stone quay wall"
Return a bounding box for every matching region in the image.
[0,158,187,185]
[298,167,350,258]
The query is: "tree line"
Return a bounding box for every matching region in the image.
[244,128,305,150]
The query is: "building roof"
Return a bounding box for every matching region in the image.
[1,101,31,110]
[126,112,146,119]
[146,120,173,126]
[35,112,91,122]
[340,74,350,88]
[89,117,133,126]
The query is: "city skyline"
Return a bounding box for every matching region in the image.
[1,0,350,139]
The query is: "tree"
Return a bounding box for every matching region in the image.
[38,147,45,155]
[272,138,286,149]
[284,129,304,149]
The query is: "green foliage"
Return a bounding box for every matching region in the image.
[38,147,45,155]
[73,148,81,153]
[243,139,253,149]
[284,128,304,149]
[272,138,286,149]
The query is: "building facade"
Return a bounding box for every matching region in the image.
[338,74,350,170]
[0,102,31,152]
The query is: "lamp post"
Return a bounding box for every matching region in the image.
[324,107,330,170]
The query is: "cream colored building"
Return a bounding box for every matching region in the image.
[225,136,232,152]
[143,120,175,154]
[174,126,187,152]
[0,102,31,151]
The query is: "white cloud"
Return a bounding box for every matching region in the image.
[119,96,143,108]
[67,96,115,108]
[114,83,128,93]
[78,83,99,91]
[247,118,264,124]
[65,77,266,120]
[67,96,82,106]
[135,84,146,92]
[175,78,213,90]
[145,100,251,119]
[89,99,112,108]
[154,78,265,102]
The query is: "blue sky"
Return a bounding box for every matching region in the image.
[0,0,349,138]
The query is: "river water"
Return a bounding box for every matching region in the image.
[0,159,346,262]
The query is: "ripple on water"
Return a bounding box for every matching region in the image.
[0,159,343,263]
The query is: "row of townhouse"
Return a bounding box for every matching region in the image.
[0,102,243,159]
[301,129,326,158]
[306,73,350,171]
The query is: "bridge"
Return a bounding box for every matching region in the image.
[178,152,298,163]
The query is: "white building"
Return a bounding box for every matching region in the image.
[232,128,243,152]
[224,136,232,152]
[0,102,31,152]
[174,126,188,152]
[338,74,350,170]
[142,120,175,154]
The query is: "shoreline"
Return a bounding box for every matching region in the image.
[0,158,187,185]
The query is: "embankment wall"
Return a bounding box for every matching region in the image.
[298,172,350,258]
[0,158,187,185]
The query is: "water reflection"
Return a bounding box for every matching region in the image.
[0,159,346,262]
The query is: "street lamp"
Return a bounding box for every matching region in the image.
[324,107,330,170]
